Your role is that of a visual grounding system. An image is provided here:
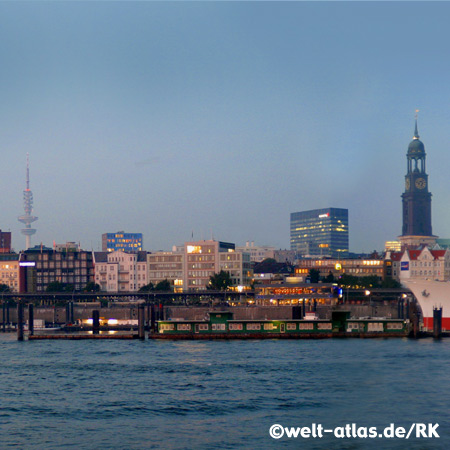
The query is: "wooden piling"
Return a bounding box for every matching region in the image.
[65,301,74,324]
[138,304,145,340]
[92,310,100,335]
[28,304,34,336]
[17,302,24,341]
[150,304,156,332]
[412,312,419,338]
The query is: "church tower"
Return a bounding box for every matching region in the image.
[399,116,436,247]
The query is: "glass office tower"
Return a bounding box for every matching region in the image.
[290,208,349,258]
[102,232,143,252]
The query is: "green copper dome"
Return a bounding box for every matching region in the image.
[408,138,425,154]
[407,120,425,155]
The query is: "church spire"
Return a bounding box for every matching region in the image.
[414,109,420,139]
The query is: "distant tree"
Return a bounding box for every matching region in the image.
[308,269,320,284]
[381,278,402,289]
[261,258,276,264]
[154,279,171,291]
[46,281,68,292]
[207,271,232,291]
[323,271,335,283]
[65,284,75,292]
[139,282,154,292]
[359,276,381,289]
[0,284,11,293]
[83,282,101,292]
[337,274,381,289]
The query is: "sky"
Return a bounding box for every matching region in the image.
[2,1,450,254]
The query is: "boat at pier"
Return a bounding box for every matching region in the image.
[403,280,450,331]
[151,311,408,339]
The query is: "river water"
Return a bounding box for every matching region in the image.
[0,335,448,449]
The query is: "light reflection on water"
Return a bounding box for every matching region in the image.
[0,335,449,449]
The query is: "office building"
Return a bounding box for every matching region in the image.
[295,257,385,282]
[102,231,143,252]
[235,241,276,263]
[182,240,252,291]
[147,251,183,292]
[0,230,12,253]
[290,208,349,258]
[0,253,20,292]
[19,246,94,292]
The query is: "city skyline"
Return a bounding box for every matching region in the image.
[2,2,450,253]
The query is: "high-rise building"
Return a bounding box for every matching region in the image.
[102,231,143,252]
[400,118,437,247]
[290,208,349,259]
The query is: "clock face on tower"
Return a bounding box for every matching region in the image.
[415,178,426,189]
[405,178,410,190]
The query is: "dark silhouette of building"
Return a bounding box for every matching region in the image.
[0,230,12,253]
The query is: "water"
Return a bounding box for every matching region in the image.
[0,335,449,449]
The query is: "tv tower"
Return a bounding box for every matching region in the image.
[18,154,38,250]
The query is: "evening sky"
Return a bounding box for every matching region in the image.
[1,1,450,253]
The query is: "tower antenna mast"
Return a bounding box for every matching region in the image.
[18,153,38,250]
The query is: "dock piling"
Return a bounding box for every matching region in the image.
[138,304,145,340]
[92,310,100,335]
[17,302,24,341]
[28,304,34,336]
[65,301,74,324]
[150,304,156,332]
[433,307,442,339]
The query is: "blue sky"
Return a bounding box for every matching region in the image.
[2,1,450,253]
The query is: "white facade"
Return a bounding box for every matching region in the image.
[94,251,148,292]
[236,242,275,263]
[399,247,450,283]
